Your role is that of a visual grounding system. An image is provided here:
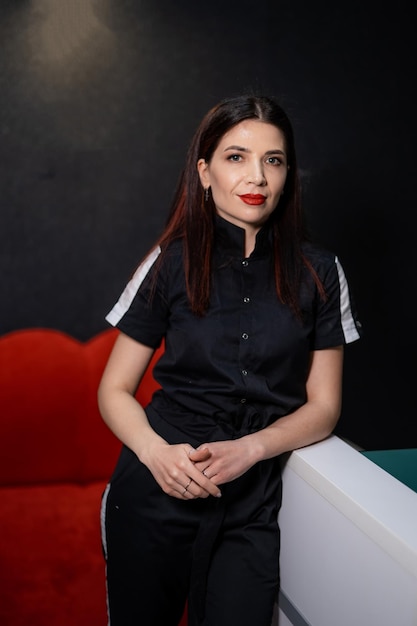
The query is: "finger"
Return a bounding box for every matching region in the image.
[178,477,191,498]
[188,469,221,498]
[180,476,191,493]
[202,469,219,482]
[182,479,211,500]
[192,460,208,474]
[183,480,197,499]
[188,447,211,463]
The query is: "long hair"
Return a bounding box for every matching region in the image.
[152,94,324,317]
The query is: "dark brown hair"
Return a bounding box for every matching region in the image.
[151,94,324,316]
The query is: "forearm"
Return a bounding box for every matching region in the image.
[98,386,167,462]
[245,346,344,462]
[245,399,341,463]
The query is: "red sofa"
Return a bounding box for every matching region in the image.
[0,328,187,626]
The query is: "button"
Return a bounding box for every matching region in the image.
[242,333,249,340]
[243,297,250,303]
[240,398,247,403]
[241,369,248,376]
[242,260,248,267]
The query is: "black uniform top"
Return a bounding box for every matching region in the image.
[105,215,362,625]
[106,215,362,441]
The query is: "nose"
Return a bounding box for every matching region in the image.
[245,160,266,185]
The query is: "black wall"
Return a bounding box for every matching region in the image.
[1,0,415,450]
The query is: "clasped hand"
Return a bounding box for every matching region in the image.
[144,437,255,500]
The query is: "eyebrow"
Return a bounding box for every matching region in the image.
[223,145,286,156]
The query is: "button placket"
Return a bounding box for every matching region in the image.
[239,257,252,399]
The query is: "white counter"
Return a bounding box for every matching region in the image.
[274,435,417,626]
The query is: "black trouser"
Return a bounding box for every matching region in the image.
[101,445,281,626]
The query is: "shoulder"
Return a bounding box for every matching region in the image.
[302,241,338,273]
[302,240,336,261]
[162,238,184,258]
[151,239,186,293]
[158,239,184,273]
[138,240,183,277]
[301,241,354,292]
[123,239,184,294]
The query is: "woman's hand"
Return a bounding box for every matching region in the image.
[189,438,259,486]
[141,441,222,500]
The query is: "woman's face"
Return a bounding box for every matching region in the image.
[198,120,288,233]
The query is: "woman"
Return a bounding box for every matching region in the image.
[98,94,362,626]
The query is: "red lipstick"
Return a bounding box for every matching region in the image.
[239,194,266,206]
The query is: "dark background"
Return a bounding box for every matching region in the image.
[1,0,415,450]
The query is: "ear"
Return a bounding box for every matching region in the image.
[197,158,210,188]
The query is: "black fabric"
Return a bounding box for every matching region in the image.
[102,215,362,624]
[103,437,281,626]
[108,215,362,424]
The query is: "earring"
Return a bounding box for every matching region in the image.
[204,187,210,202]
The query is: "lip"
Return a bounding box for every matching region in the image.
[239,194,267,206]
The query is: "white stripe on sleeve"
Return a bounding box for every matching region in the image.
[335,256,361,343]
[105,246,161,327]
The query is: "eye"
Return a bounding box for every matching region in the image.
[227,154,243,162]
[266,156,283,166]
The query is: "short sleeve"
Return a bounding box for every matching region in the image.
[105,246,169,349]
[312,254,363,350]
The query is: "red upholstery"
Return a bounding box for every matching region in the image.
[0,328,187,626]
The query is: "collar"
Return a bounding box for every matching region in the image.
[214,214,272,260]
